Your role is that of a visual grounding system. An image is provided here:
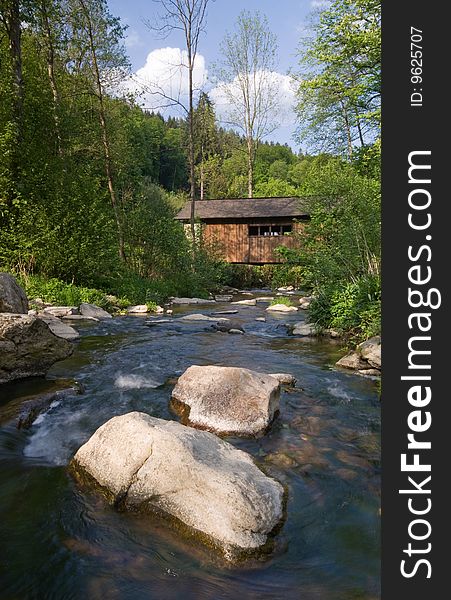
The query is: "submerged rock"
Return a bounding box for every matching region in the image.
[170,297,216,305]
[71,412,284,560]
[0,314,73,384]
[269,373,297,386]
[0,273,28,314]
[177,314,229,323]
[291,322,316,337]
[171,365,280,436]
[211,321,245,333]
[231,299,256,306]
[79,303,112,320]
[17,386,80,429]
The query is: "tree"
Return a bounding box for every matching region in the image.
[0,0,24,204]
[193,92,218,199]
[145,0,210,242]
[215,10,280,198]
[71,0,129,261]
[295,0,381,157]
[35,0,64,155]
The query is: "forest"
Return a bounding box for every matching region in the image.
[0,0,381,342]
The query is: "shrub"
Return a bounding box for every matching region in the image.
[309,275,381,342]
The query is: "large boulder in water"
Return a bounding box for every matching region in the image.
[171,365,280,436]
[71,412,284,559]
[0,273,28,314]
[0,314,73,384]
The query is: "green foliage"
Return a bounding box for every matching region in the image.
[309,276,380,341]
[295,0,381,156]
[220,263,305,290]
[20,275,112,309]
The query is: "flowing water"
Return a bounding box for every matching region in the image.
[0,294,380,600]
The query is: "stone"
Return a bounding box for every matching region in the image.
[171,365,280,436]
[256,297,274,303]
[0,314,73,384]
[71,412,284,559]
[37,313,79,341]
[177,313,229,323]
[298,296,314,309]
[170,297,216,305]
[266,304,298,313]
[211,321,245,333]
[43,306,78,318]
[214,295,233,302]
[229,329,244,335]
[357,369,381,377]
[255,317,266,322]
[336,351,369,371]
[144,319,172,327]
[62,314,99,322]
[277,286,294,292]
[231,299,257,306]
[0,273,29,314]
[269,373,296,386]
[325,328,341,338]
[79,303,112,320]
[291,322,315,336]
[126,304,148,314]
[358,336,381,369]
[211,310,238,315]
[17,386,79,429]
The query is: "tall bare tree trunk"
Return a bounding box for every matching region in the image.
[354,106,365,147]
[40,0,63,155]
[340,100,353,160]
[79,0,126,262]
[187,42,196,243]
[246,136,254,198]
[200,159,204,200]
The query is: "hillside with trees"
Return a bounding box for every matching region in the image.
[0,0,380,341]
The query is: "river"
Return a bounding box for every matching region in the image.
[0,293,380,599]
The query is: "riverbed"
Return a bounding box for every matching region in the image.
[0,293,380,599]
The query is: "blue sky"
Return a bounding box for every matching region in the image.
[108,1,326,149]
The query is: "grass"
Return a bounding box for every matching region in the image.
[270,296,296,307]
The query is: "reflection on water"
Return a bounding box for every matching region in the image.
[0,294,380,599]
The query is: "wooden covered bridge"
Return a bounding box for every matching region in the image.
[175,196,309,264]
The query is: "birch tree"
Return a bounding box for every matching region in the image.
[215,11,280,198]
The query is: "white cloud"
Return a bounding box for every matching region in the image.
[126,47,297,135]
[210,71,297,133]
[124,29,144,49]
[127,47,208,113]
[310,0,331,8]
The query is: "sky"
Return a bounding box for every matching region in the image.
[108,0,328,150]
